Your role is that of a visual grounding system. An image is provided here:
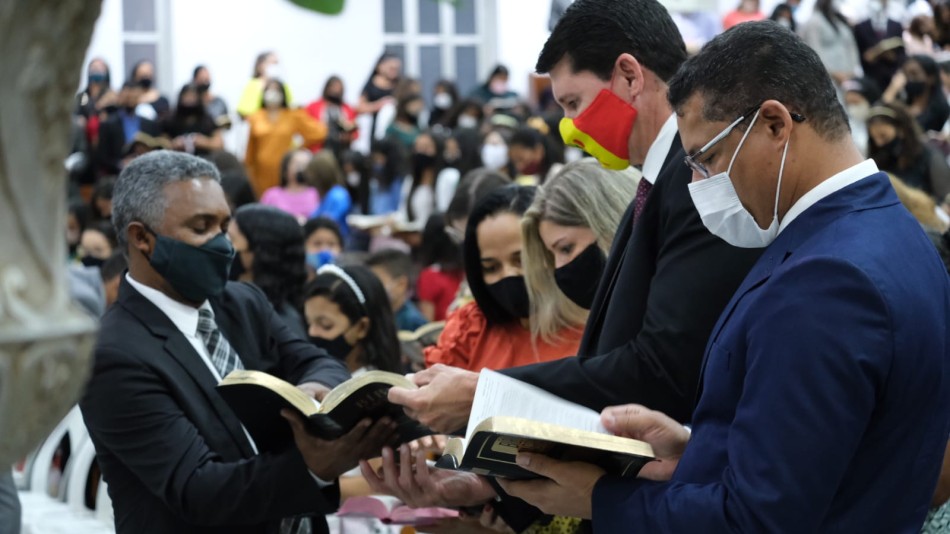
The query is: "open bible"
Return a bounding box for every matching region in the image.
[436,370,654,479]
[217,370,432,451]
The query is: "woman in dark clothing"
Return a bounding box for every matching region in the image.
[867,102,950,201]
[884,54,950,133]
[161,84,224,156]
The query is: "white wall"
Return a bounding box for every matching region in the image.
[496,0,552,99]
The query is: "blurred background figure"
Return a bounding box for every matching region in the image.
[508,125,563,185]
[385,93,424,149]
[237,51,292,119]
[161,83,224,156]
[244,79,326,197]
[417,213,465,322]
[801,0,861,92]
[192,65,231,130]
[229,204,309,338]
[867,102,950,200]
[304,216,345,274]
[722,0,765,30]
[401,130,443,229]
[357,52,401,141]
[769,3,796,32]
[428,79,459,129]
[366,248,429,332]
[260,148,317,223]
[307,75,358,157]
[129,59,170,120]
[841,77,883,155]
[96,82,161,176]
[305,150,353,240]
[469,65,520,116]
[854,1,907,93]
[883,54,950,133]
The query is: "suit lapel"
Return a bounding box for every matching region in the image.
[119,280,257,457]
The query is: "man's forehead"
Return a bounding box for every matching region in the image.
[162,178,229,209]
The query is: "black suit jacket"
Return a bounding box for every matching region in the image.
[80,279,351,534]
[496,135,763,530]
[96,113,161,176]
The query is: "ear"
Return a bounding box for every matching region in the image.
[758,99,794,149]
[351,316,371,343]
[612,53,645,103]
[127,221,153,258]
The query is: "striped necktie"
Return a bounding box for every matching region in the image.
[196,308,244,379]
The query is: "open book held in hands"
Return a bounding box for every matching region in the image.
[217,370,433,451]
[436,370,654,479]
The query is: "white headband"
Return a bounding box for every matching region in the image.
[317,264,366,305]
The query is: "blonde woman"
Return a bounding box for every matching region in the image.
[522,158,640,344]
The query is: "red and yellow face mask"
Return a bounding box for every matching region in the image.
[559,89,637,170]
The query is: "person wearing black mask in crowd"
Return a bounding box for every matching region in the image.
[72,58,117,185]
[80,151,391,534]
[402,130,443,227]
[884,54,950,133]
[192,65,231,131]
[129,59,170,120]
[96,82,162,175]
[867,101,950,200]
[357,52,402,141]
[428,80,459,128]
[307,75,358,156]
[161,84,224,157]
[76,57,115,119]
[303,264,402,373]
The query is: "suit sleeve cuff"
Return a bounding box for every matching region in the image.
[592,475,651,531]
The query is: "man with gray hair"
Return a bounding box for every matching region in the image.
[80,151,395,534]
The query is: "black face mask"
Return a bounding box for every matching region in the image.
[310,332,354,359]
[405,112,420,124]
[325,94,343,105]
[146,229,235,303]
[905,80,927,102]
[412,153,437,176]
[80,255,106,268]
[178,103,201,116]
[195,83,211,93]
[228,251,247,281]
[487,276,531,319]
[138,78,153,90]
[554,243,606,310]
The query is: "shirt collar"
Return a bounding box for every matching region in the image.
[640,113,679,184]
[779,159,879,233]
[125,273,211,337]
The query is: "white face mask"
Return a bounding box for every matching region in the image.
[481,143,509,170]
[264,63,281,79]
[687,109,789,249]
[846,102,871,123]
[346,171,361,187]
[433,92,453,110]
[263,89,283,107]
[458,115,479,129]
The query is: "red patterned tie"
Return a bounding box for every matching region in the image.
[632,179,653,226]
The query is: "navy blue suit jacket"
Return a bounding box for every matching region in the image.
[593,172,950,532]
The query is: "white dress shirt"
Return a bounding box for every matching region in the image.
[125,274,334,487]
[779,159,880,233]
[641,113,679,185]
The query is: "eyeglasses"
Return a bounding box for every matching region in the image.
[684,103,806,180]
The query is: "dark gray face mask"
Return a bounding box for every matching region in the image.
[487,275,531,319]
[145,227,235,302]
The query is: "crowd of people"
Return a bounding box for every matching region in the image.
[31,0,950,533]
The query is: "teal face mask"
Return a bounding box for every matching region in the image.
[146,227,235,303]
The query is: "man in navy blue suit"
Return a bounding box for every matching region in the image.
[501,22,950,532]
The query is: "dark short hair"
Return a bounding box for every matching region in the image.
[193,65,207,79]
[305,265,401,372]
[464,185,536,326]
[234,204,306,310]
[668,21,850,141]
[303,216,344,246]
[536,0,687,82]
[365,248,413,280]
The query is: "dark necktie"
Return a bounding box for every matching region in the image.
[196,308,244,379]
[632,178,653,226]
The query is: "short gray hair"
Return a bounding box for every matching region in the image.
[112,151,221,250]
